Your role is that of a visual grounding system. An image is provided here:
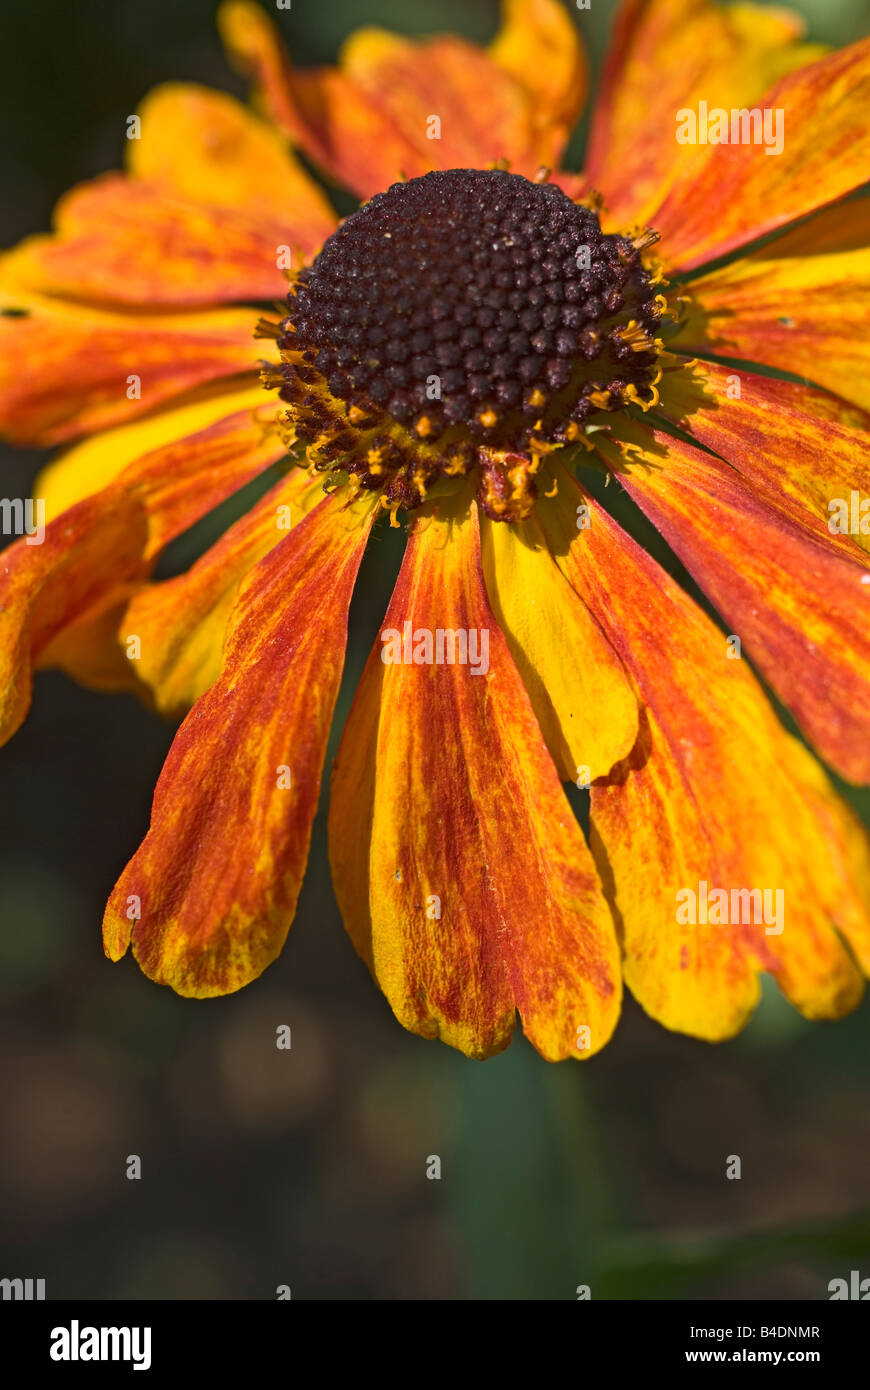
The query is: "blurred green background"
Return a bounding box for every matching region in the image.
[1,0,869,1300]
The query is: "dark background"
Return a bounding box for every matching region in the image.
[1,0,869,1300]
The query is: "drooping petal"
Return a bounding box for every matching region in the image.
[103,490,377,996]
[0,491,150,746]
[0,400,285,743]
[103,399,288,563]
[480,510,638,782]
[583,0,822,235]
[595,417,870,784]
[33,382,273,524]
[121,467,323,716]
[127,81,336,240]
[653,36,870,270]
[540,466,870,1037]
[676,201,870,413]
[219,0,584,197]
[1,175,304,307]
[0,285,263,447]
[658,357,870,560]
[328,497,622,1061]
[36,593,146,696]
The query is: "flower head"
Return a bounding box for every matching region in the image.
[2,0,870,1060]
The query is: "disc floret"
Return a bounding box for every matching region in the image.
[264,169,666,521]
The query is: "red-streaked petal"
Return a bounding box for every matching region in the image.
[219,0,585,196]
[595,418,870,784]
[488,0,587,167]
[480,510,638,782]
[122,468,323,715]
[2,175,305,307]
[36,593,144,695]
[219,0,426,197]
[110,400,287,562]
[0,400,285,743]
[0,492,150,747]
[102,490,377,995]
[328,497,622,1061]
[34,382,273,524]
[584,0,821,235]
[675,201,870,413]
[127,81,336,239]
[658,357,870,560]
[653,37,870,270]
[0,288,262,447]
[541,467,870,1036]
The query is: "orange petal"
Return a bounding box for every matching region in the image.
[219,0,583,196]
[328,497,622,1061]
[541,466,870,1037]
[0,287,262,447]
[127,81,335,241]
[0,400,285,743]
[658,358,870,560]
[488,0,587,166]
[122,468,323,716]
[676,201,870,413]
[341,30,533,171]
[654,36,870,269]
[595,416,870,785]
[34,382,273,524]
[219,0,423,197]
[102,490,377,996]
[480,510,638,782]
[584,0,822,235]
[2,174,307,307]
[0,491,150,747]
[36,594,146,696]
[100,398,288,564]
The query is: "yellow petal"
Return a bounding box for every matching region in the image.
[481,510,637,782]
[128,81,335,239]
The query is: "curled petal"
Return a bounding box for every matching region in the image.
[0,492,150,747]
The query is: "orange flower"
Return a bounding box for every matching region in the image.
[2,0,869,1059]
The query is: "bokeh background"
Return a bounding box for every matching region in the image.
[1,0,870,1300]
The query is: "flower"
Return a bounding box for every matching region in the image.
[1,0,869,1061]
